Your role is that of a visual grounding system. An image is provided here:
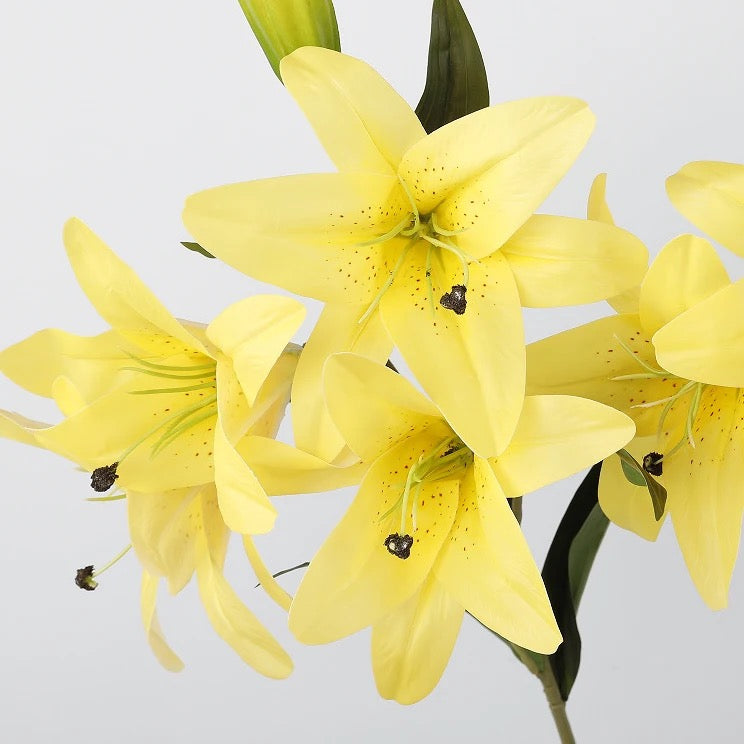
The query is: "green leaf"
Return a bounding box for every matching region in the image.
[237,0,340,80]
[616,448,667,520]
[181,241,215,259]
[541,463,608,701]
[415,0,489,133]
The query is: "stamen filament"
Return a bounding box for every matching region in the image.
[130,381,217,395]
[612,334,666,376]
[123,351,215,372]
[355,214,413,248]
[358,240,415,326]
[92,544,132,578]
[631,380,697,409]
[425,245,436,316]
[120,367,216,380]
[421,234,470,286]
[397,177,421,236]
[86,492,127,502]
[431,212,467,237]
[150,402,218,457]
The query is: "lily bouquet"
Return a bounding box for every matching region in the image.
[2,2,742,741]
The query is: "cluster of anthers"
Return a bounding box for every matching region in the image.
[358,176,474,326]
[383,437,473,560]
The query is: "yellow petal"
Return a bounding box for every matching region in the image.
[639,234,729,336]
[587,173,642,314]
[371,576,464,705]
[0,328,127,401]
[246,350,297,439]
[435,460,561,653]
[401,97,594,255]
[128,486,202,594]
[653,279,744,387]
[183,173,409,303]
[501,215,648,307]
[587,173,614,224]
[0,409,46,447]
[323,352,442,462]
[206,295,305,405]
[214,362,276,535]
[598,436,666,541]
[195,523,293,678]
[280,47,425,174]
[238,435,367,495]
[63,219,207,352]
[140,572,185,672]
[663,386,744,608]
[243,536,292,612]
[526,314,677,437]
[291,302,392,462]
[666,161,744,257]
[289,427,459,644]
[381,248,524,458]
[492,395,635,498]
[52,376,87,416]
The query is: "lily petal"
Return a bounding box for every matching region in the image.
[435,460,561,653]
[663,386,744,608]
[666,161,744,257]
[639,234,729,336]
[401,97,594,255]
[280,47,425,174]
[653,279,744,387]
[243,536,292,612]
[0,409,46,447]
[598,436,666,541]
[63,219,207,353]
[141,572,184,672]
[371,576,464,705]
[238,435,367,495]
[382,247,524,458]
[491,395,635,499]
[526,314,677,437]
[501,215,647,307]
[206,295,304,405]
[195,510,293,678]
[183,173,409,303]
[323,352,442,462]
[289,428,459,644]
[291,302,392,462]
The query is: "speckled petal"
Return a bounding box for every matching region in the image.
[435,459,561,653]
[371,576,464,704]
[183,173,409,304]
[400,97,594,257]
[526,314,677,437]
[289,426,459,644]
[280,47,425,174]
[323,352,442,462]
[639,234,729,336]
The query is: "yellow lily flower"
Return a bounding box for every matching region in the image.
[183,47,647,463]
[0,218,359,675]
[288,353,635,703]
[527,220,744,609]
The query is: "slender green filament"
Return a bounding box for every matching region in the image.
[92,544,132,578]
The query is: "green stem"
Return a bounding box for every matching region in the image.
[538,663,576,744]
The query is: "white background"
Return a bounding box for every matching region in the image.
[1,1,743,741]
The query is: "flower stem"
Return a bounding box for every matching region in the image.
[538,663,576,744]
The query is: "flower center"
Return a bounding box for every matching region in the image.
[357,177,475,325]
[380,436,472,559]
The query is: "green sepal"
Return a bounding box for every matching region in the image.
[415,0,489,133]
[237,0,340,80]
[616,448,667,520]
[181,241,215,259]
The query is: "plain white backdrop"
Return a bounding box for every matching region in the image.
[1,1,743,741]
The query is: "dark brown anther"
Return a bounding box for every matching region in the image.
[90,463,119,492]
[439,285,467,315]
[384,533,414,560]
[642,452,663,477]
[75,565,98,591]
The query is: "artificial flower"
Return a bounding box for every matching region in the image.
[183,46,647,463]
[288,353,635,703]
[527,180,744,608]
[0,218,359,674]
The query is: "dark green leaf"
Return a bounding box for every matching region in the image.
[415,0,489,133]
[541,463,607,701]
[616,448,667,520]
[181,241,215,259]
